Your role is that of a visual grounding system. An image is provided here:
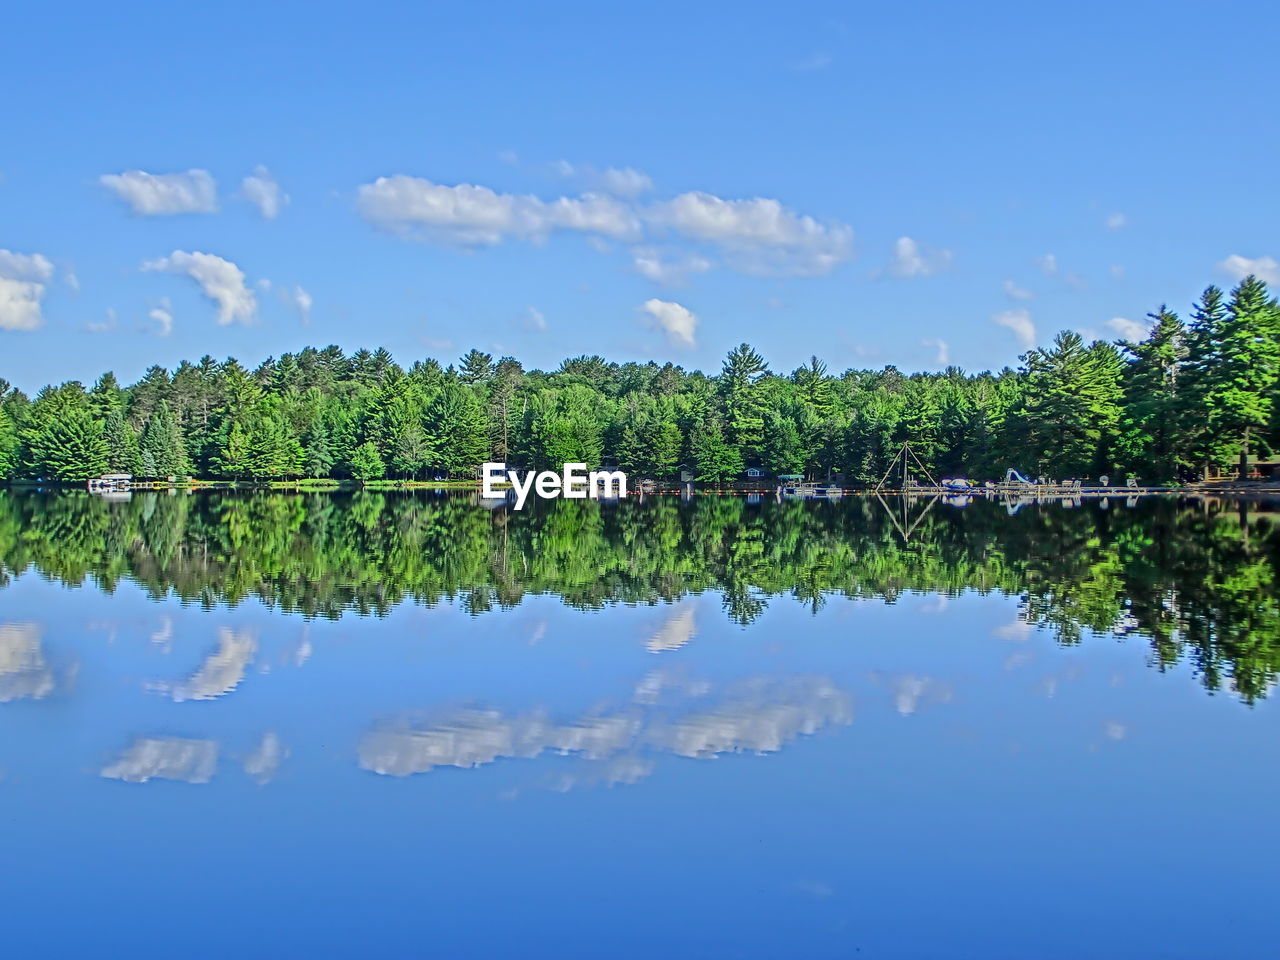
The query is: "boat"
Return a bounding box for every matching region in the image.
[780,481,844,500]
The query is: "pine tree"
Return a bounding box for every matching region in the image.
[427,383,490,476]
[1009,332,1123,478]
[691,416,743,483]
[458,349,496,385]
[0,407,16,480]
[1180,285,1230,477]
[1203,276,1280,477]
[348,441,385,481]
[763,411,804,474]
[22,385,108,481]
[1116,307,1187,480]
[720,343,769,463]
[139,401,190,478]
[101,410,142,474]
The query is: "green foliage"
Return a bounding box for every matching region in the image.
[1,491,1276,703]
[2,277,1278,487]
[348,441,385,481]
[0,407,17,480]
[692,416,744,482]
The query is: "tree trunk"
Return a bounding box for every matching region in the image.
[1239,426,1251,480]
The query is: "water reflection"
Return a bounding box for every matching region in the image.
[150,627,257,702]
[0,490,1278,700]
[0,622,54,702]
[359,676,852,784]
[101,737,219,784]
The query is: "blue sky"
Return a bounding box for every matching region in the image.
[2,0,1277,391]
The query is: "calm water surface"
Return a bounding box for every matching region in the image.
[1,491,1277,958]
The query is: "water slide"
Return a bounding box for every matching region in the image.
[1004,468,1035,485]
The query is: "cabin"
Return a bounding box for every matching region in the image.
[744,467,765,480]
[87,474,132,492]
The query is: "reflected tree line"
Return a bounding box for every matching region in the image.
[1,490,1277,701]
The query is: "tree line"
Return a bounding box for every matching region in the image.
[1,490,1276,702]
[1,275,1277,484]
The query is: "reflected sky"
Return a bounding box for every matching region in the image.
[1,498,1278,958]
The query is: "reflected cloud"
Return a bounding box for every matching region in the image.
[645,604,697,653]
[360,676,851,784]
[994,618,1033,642]
[868,672,953,717]
[0,622,55,702]
[244,732,287,784]
[101,737,218,783]
[651,678,852,758]
[152,627,256,701]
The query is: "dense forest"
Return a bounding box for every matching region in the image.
[1,490,1276,701]
[1,277,1278,484]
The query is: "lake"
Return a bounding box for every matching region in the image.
[1,490,1277,958]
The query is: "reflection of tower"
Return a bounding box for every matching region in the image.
[644,605,696,653]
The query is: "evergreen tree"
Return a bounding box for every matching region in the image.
[691,416,743,482]
[458,349,496,385]
[139,401,190,478]
[427,383,490,476]
[0,407,16,480]
[22,385,108,481]
[720,343,768,463]
[349,441,385,481]
[1116,307,1187,479]
[1009,332,1123,478]
[1202,276,1280,477]
[101,410,142,474]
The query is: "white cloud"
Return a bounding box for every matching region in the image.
[87,307,119,334]
[291,285,312,325]
[0,250,54,282]
[149,297,174,336]
[525,306,548,332]
[1003,279,1033,301]
[632,247,713,285]
[142,250,256,325]
[921,337,950,366]
[649,191,853,275]
[1035,253,1058,275]
[100,169,217,215]
[64,269,80,293]
[993,308,1036,349]
[1105,212,1128,231]
[0,249,54,331]
[1106,316,1147,341]
[599,167,653,198]
[1109,264,1126,280]
[356,175,642,245]
[640,298,698,348]
[1218,253,1280,285]
[357,173,853,278]
[241,165,288,219]
[888,236,952,277]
